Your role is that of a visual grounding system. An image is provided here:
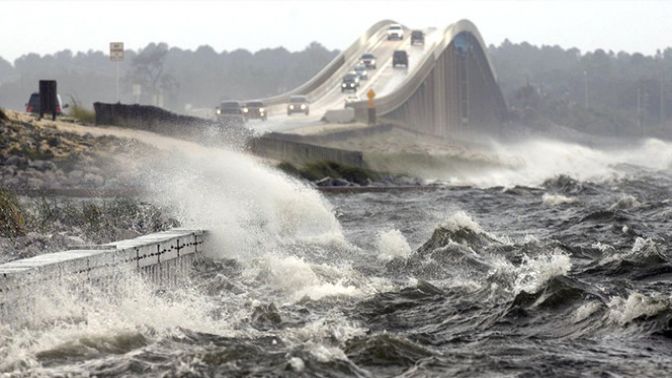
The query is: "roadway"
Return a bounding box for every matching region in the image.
[248,26,439,134]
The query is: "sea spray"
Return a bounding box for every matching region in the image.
[140,144,346,259]
[375,229,412,261]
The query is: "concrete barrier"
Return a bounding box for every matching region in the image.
[251,133,364,167]
[0,229,206,316]
[322,108,355,124]
[95,103,213,132]
[93,102,250,144]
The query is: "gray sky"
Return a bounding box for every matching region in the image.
[1,0,670,62]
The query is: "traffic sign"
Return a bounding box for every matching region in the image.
[367,88,376,108]
[110,42,124,61]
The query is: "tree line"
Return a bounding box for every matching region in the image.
[488,40,672,136]
[0,42,338,112]
[1,39,670,136]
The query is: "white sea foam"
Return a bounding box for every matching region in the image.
[591,242,614,252]
[375,229,412,261]
[139,141,346,259]
[542,193,576,206]
[441,210,483,233]
[609,194,640,210]
[308,343,348,362]
[429,138,672,188]
[513,252,572,293]
[573,301,603,322]
[288,357,305,372]
[608,292,668,325]
[0,270,225,372]
[599,237,660,265]
[261,254,362,302]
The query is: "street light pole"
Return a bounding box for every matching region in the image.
[583,70,588,109]
[116,60,120,103]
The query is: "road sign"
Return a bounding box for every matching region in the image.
[367,88,376,108]
[110,42,124,61]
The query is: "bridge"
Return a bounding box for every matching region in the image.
[253,19,507,141]
[1,20,507,310]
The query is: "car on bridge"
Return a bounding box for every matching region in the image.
[344,95,360,108]
[387,24,404,40]
[411,30,425,46]
[360,53,377,69]
[287,95,310,116]
[393,50,409,68]
[242,100,267,121]
[341,73,360,92]
[216,101,246,125]
[354,64,369,81]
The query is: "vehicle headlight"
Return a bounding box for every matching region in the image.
[260,108,265,113]
[242,108,248,113]
[300,104,306,109]
[216,109,221,115]
[289,105,294,109]
[342,83,347,87]
[371,59,376,64]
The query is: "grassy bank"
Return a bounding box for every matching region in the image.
[0,189,25,237]
[68,98,96,124]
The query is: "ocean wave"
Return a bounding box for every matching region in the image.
[607,292,669,325]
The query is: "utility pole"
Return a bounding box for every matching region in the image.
[116,60,120,102]
[660,59,665,125]
[583,70,588,109]
[109,42,124,103]
[637,87,643,136]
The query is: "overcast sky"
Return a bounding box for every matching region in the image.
[1,0,670,62]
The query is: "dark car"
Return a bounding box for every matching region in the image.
[25,92,67,115]
[393,50,409,68]
[287,95,310,115]
[411,30,425,46]
[216,101,246,125]
[341,73,360,92]
[242,101,267,121]
[360,53,377,69]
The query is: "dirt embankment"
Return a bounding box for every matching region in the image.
[0,110,156,192]
[0,110,178,263]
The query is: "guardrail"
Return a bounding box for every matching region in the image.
[0,229,206,317]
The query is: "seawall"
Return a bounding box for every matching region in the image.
[0,229,206,318]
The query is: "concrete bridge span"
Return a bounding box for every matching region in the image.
[257,19,507,143]
[353,19,508,139]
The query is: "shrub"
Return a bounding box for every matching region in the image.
[68,97,96,124]
[276,161,301,177]
[0,189,25,237]
[299,161,379,185]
